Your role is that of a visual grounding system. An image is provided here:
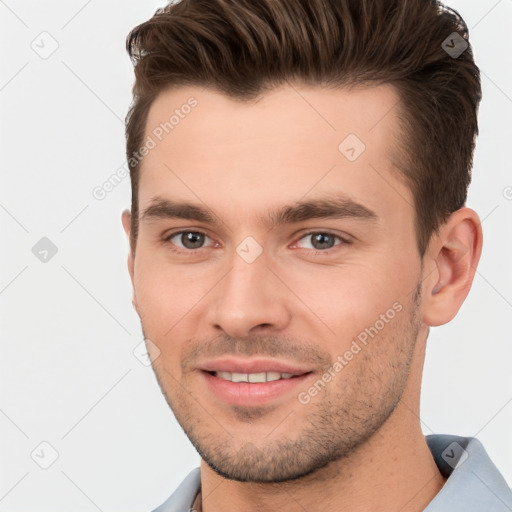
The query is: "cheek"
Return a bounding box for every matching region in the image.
[281,260,409,338]
[133,258,183,335]
[133,253,218,340]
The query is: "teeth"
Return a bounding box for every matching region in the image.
[248,372,266,383]
[214,371,298,383]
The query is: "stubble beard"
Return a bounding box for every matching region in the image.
[147,283,423,484]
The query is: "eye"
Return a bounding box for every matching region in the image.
[167,231,215,250]
[294,232,345,251]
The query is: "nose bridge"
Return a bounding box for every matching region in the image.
[208,246,291,337]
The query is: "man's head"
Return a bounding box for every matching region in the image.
[125,0,481,258]
[122,0,482,484]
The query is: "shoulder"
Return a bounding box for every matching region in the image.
[151,468,201,512]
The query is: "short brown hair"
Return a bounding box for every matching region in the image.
[125,0,481,256]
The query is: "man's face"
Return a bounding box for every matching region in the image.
[126,84,428,482]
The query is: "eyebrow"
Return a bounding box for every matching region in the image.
[140,194,379,228]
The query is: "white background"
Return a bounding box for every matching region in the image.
[0,1,511,511]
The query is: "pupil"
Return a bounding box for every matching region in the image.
[312,233,334,250]
[182,232,204,249]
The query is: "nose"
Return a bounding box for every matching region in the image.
[206,249,292,339]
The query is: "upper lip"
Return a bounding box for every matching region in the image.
[198,358,312,375]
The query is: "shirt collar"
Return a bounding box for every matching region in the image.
[424,434,512,511]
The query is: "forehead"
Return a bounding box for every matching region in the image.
[138,83,412,224]
[143,83,401,158]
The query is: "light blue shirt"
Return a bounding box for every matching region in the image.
[152,435,512,511]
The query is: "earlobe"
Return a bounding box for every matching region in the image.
[121,209,137,308]
[422,207,483,326]
[121,209,131,238]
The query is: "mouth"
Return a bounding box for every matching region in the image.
[198,359,313,406]
[209,371,300,383]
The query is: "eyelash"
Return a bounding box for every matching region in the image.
[163,230,350,255]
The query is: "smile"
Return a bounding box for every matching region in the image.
[213,371,297,383]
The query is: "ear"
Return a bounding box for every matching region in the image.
[121,209,137,312]
[421,207,483,326]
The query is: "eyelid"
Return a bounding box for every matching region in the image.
[164,229,217,250]
[290,230,350,250]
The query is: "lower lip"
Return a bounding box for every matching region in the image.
[201,371,311,406]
